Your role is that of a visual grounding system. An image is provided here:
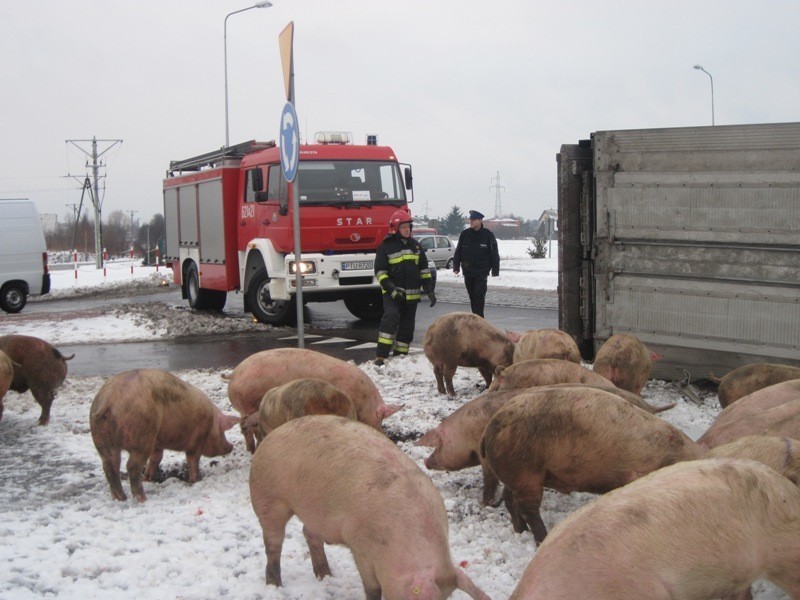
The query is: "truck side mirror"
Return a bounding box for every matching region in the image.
[250,168,264,191]
[404,166,413,190]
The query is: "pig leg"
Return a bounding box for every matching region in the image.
[480,461,501,506]
[185,450,202,484]
[302,525,332,580]
[513,479,549,545]
[98,447,127,501]
[478,367,493,389]
[255,502,293,586]
[433,364,446,395]
[443,365,458,396]
[30,386,55,425]
[127,449,151,502]
[502,487,528,533]
[241,420,257,454]
[351,550,381,600]
[144,449,164,481]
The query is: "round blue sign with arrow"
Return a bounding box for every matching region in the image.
[280,102,299,182]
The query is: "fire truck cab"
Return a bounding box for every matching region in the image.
[163,133,413,325]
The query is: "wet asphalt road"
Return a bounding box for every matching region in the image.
[36,282,558,377]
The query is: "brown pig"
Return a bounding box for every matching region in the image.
[246,378,356,447]
[487,358,613,392]
[697,379,800,449]
[0,334,74,425]
[705,435,800,485]
[90,369,240,502]
[508,328,581,364]
[423,312,515,396]
[713,363,800,408]
[249,416,491,600]
[509,458,800,599]
[480,387,702,544]
[591,333,660,394]
[224,348,401,453]
[0,349,20,421]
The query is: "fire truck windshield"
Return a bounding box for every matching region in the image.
[297,160,406,205]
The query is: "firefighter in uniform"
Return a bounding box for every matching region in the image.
[373,210,436,366]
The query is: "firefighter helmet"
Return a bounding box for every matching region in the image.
[389,209,413,234]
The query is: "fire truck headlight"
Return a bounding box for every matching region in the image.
[289,260,317,275]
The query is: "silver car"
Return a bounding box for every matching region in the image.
[416,234,455,269]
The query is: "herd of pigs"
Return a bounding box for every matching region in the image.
[1,311,800,599]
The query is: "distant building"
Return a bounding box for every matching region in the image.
[537,209,557,240]
[484,217,521,238]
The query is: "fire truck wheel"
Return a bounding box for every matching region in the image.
[343,290,383,322]
[247,269,295,325]
[0,282,27,313]
[185,263,227,311]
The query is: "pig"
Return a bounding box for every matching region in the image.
[244,378,356,447]
[705,435,800,485]
[542,382,676,414]
[712,363,800,408]
[89,369,240,502]
[0,334,74,425]
[487,358,613,392]
[224,348,402,453]
[0,349,20,421]
[249,415,491,600]
[507,328,581,364]
[416,389,526,505]
[591,333,660,394]
[509,458,800,600]
[480,387,703,544]
[697,379,800,449]
[417,384,673,506]
[423,312,515,396]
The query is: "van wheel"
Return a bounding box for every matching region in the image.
[247,269,295,325]
[0,283,27,313]
[344,290,383,322]
[185,263,226,311]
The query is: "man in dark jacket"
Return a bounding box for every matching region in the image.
[452,210,500,318]
[373,210,436,366]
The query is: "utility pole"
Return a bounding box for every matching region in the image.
[490,171,505,218]
[66,136,122,268]
[127,209,138,247]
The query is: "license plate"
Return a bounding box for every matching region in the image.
[341,260,373,271]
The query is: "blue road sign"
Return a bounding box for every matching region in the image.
[280,102,299,182]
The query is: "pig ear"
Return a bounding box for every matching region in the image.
[218,413,241,431]
[505,330,522,343]
[380,403,404,420]
[416,427,442,447]
[494,365,506,377]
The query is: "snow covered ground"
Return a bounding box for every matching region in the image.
[0,240,789,599]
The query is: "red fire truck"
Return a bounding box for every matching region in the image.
[163,133,413,325]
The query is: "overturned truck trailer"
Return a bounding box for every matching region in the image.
[558,122,800,381]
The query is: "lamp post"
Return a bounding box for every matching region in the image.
[693,64,715,126]
[225,1,273,148]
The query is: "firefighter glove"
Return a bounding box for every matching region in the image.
[428,291,437,307]
[391,287,406,303]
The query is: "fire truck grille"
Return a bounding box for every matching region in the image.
[338,276,373,286]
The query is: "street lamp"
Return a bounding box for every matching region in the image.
[224,1,273,148]
[693,64,715,126]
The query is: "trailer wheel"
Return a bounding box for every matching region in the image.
[344,290,383,322]
[185,263,227,311]
[0,282,27,313]
[247,269,295,325]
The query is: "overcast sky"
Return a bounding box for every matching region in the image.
[2,1,799,230]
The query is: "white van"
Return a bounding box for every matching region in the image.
[0,199,50,313]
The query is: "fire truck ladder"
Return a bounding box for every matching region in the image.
[167,140,276,175]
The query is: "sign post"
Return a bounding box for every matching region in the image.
[278,21,305,347]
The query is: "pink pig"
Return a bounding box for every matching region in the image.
[224,348,401,452]
[507,328,581,364]
[591,333,661,394]
[90,369,240,502]
[250,415,491,600]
